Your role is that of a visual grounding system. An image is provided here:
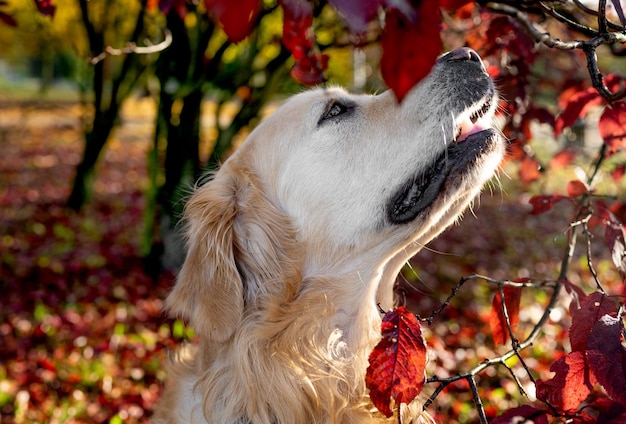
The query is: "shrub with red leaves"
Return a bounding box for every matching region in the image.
[4,0,626,423]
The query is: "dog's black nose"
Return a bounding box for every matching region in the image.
[439,47,482,64]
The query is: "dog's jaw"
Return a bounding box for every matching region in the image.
[387,88,500,225]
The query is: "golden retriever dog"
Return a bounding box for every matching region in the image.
[153,47,505,424]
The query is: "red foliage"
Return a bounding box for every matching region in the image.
[566,180,589,197]
[380,1,442,101]
[536,292,625,415]
[599,100,626,155]
[203,0,261,42]
[491,405,550,424]
[536,351,598,413]
[280,0,329,85]
[489,285,522,345]
[550,150,576,169]
[528,194,570,215]
[555,88,604,136]
[366,307,426,417]
[32,0,56,16]
[328,0,382,33]
[519,156,541,185]
[439,0,475,11]
[569,292,618,353]
[612,164,626,182]
[586,314,626,405]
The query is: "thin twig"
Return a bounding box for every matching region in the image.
[89,29,173,65]
[468,377,488,424]
[424,224,578,414]
[582,220,605,292]
[498,284,521,350]
[502,359,527,396]
[573,0,625,30]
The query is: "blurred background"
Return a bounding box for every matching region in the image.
[1,0,625,423]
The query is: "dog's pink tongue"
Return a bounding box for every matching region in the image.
[458,119,485,142]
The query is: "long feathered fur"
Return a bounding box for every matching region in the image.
[153,158,432,424]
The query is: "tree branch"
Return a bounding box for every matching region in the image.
[485,1,626,102]
[89,28,173,65]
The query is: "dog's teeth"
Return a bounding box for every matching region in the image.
[481,101,491,115]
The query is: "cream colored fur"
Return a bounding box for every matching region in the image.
[153,49,505,424]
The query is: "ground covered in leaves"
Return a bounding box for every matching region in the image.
[0,100,621,423]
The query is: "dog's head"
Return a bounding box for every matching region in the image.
[166,48,505,342]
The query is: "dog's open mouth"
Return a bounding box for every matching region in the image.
[387,94,498,225]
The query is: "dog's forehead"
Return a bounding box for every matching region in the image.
[289,86,380,109]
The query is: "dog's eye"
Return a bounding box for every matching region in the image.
[318,99,354,124]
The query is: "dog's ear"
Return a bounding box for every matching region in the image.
[165,168,244,343]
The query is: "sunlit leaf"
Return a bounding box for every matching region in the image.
[566,180,588,197]
[439,0,475,11]
[586,314,626,405]
[489,285,522,345]
[612,164,626,182]
[554,88,602,136]
[280,0,328,85]
[569,292,618,352]
[519,156,541,184]
[366,307,426,417]
[380,1,442,101]
[203,0,261,42]
[535,351,597,413]
[528,194,569,215]
[32,0,55,17]
[550,149,576,170]
[599,100,626,155]
[491,405,550,424]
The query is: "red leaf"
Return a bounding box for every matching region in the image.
[328,0,383,33]
[569,292,618,352]
[599,101,626,154]
[589,398,626,423]
[586,314,626,405]
[439,0,474,10]
[550,149,576,169]
[489,286,522,345]
[520,156,541,184]
[554,88,603,136]
[567,180,588,197]
[0,11,16,26]
[439,0,474,18]
[380,1,442,102]
[366,306,427,417]
[33,0,55,16]
[612,164,626,182]
[38,357,56,372]
[203,0,261,42]
[280,0,328,85]
[491,405,550,424]
[535,351,597,413]
[528,194,569,215]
